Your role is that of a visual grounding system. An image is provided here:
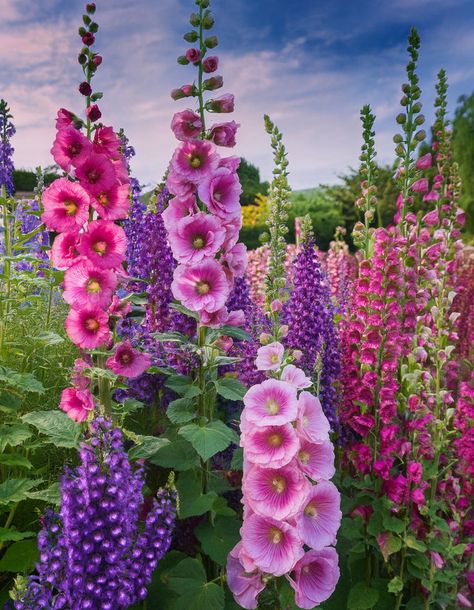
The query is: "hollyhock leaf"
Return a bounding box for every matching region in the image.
[0,478,42,505]
[176,471,218,518]
[167,557,206,593]
[22,410,81,448]
[382,512,406,534]
[167,398,198,424]
[211,496,236,517]
[25,482,60,505]
[340,517,364,541]
[0,539,38,572]
[0,527,36,542]
[0,390,22,413]
[405,535,427,552]
[29,331,65,346]
[128,435,170,459]
[278,580,300,610]
[153,331,191,343]
[149,439,200,471]
[170,301,200,320]
[0,366,44,394]
[215,377,246,401]
[347,582,379,609]
[405,598,424,610]
[0,424,32,451]
[179,421,238,461]
[165,374,202,398]
[230,446,243,470]
[195,516,240,565]
[113,397,144,416]
[367,509,384,536]
[377,532,402,562]
[0,453,33,469]
[174,582,225,610]
[217,325,252,341]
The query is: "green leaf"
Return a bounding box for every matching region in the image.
[377,532,402,562]
[30,331,64,346]
[83,366,119,382]
[0,424,32,452]
[0,527,36,542]
[215,325,252,342]
[149,439,200,471]
[128,435,170,460]
[405,535,427,552]
[382,511,406,534]
[168,558,224,610]
[215,377,246,401]
[165,375,201,398]
[167,557,206,594]
[153,331,191,344]
[113,398,145,416]
[176,470,217,518]
[167,398,197,424]
[0,478,42,505]
[0,366,44,394]
[347,582,379,609]
[387,576,404,595]
[174,582,224,610]
[0,453,33,469]
[179,421,238,461]
[405,598,424,610]
[230,447,243,470]
[0,539,39,572]
[195,516,240,565]
[22,411,81,448]
[26,482,60,505]
[0,390,22,413]
[340,517,364,542]
[170,302,199,320]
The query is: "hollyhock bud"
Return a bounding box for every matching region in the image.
[259,332,272,345]
[185,48,201,63]
[82,31,95,46]
[202,55,218,73]
[205,35,218,48]
[86,2,96,13]
[210,121,239,147]
[93,54,102,66]
[203,76,223,91]
[78,81,92,96]
[292,349,303,362]
[208,93,234,113]
[86,104,101,122]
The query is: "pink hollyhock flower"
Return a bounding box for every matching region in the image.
[297,439,335,481]
[55,108,73,129]
[208,93,235,113]
[411,178,429,194]
[227,543,265,610]
[296,481,341,550]
[65,306,110,349]
[71,357,91,390]
[170,140,219,183]
[288,548,340,608]
[78,220,127,269]
[219,156,241,172]
[227,309,245,327]
[168,212,226,264]
[50,231,81,269]
[384,474,409,504]
[416,153,432,169]
[202,55,218,73]
[166,168,196,198]
[106,341,151,378]
[243,424,299,468]
[222,243,247,278]
[197,167,242,220]
[223,215,243,249]
[255,341,285,371]
[41,178,89,232]
[297,392,330,442]
[245,463,310,520]
[171,110,202,141]
[108,295,132,318]
[59,387,95,422]
[244,379,298,426]
[199,306,229,328]
[93,126,121,159]
[210,121,240,147]
[111,158,130,186]
[281,365,312,389]
[241,513,303,577]
[63,259,117,310]
[75,151,117,196]
[162,195,197,232]
[171,259,230,313]
[51,126,92,172]
[91,182,130,220]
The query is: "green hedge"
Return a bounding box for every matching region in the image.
[13,170,60,192]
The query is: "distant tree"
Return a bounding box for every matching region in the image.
[13,168,60,192]
[289,189,344,250]
[453,92,474,233]
[237,158,269,205]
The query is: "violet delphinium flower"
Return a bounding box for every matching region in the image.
[0,99,16,197]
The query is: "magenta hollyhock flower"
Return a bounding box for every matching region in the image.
[416,152,432,169]
[71,357,91,390]
[222,243,248,278]
[63,259,117,310]
[75,151,117,196]
[297,391,330,442]
[255,342,285,371]
[208,93,235,113]
[108,295,132,318]
[197,166,242,220]
[50,231,81,269]
[243,423,299,468]
[41,178,89,232]
[111,157,130,185]
[55,108,73,129]
[296,481,341,550]
[209,121,239,147]
[78,220,127,269]
[410,177,429,194]
[241,513,303,577]
[168,212,226,264]
[171,110,203,141]
[59,387,95,422]
[106,341,151,378]
[297,439,336,481]
[281,365,312,390]
[227,543,265,610]
[288,548,340,609]
[170,139,219,183]
[93,125,121,159]
[243,379,298,426]
[65,306,110,349]
[244,463,310,520]
[199,306,229,328]
[162,195,197,232]
[202,55,219,73]
[51,126,92,172]
[91,182,130,220]
[222,215,243,250]
[171,259,230,313]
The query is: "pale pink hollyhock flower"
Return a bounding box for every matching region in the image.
[71,357,91,390]
[65,306,110,349]
[227,543,265,610]
[243,423,299,468]
[78,220,127,269]
[93,126,121,159]
[198,167,242,220]
[41,178,89,232]
[416,153,432,169]
[222,243,247,278]
[288,548,340,608]
[55,108,73,129]
[63,259,117,310]
[171,109,202,141]
[50,231,81,269]
[199,306,229,328]
[297,391,330,442]
[166,168,196,198]
[411,177,429,194]
[222,214,243,249]
[168,212,226,264]
[170,139,219,183]
[60,387,95,422]
[51,126,92,172]
[210,121,240,147]
[108,295,132,318]
[209,93,235,113]
[281,365,312,389]
[255,341,284,371]
[241,513,303,577]
[422,208,439,226]
[171,259,230,313]
[297,439,336,481]
[244,379,298,426]
[91,183,130,220]
[75,151,117,196]
[106,341,151,378]
[296,481,341,550]
[162,195,197,232]
[219,155,241,172]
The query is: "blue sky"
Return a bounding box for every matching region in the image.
[1,0,473,190]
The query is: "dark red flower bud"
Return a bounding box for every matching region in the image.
[79,81,92,96]
[185,48,201,63]
[86,104,101,122]
[82,32,95,46]
[86,3,96,13]
[93,55,102,66]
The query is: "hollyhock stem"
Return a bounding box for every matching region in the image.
[196,2,206,136]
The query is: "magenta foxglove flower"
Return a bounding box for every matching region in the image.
[50,231,81,269]
[209,121,239,147]
[51,126,92,172]
[288,548,340,609]
[410,177,429,194]
[75,151,116,196]
[297,439,336,481]
[296,481,342,550]
[197,166,242,220]
[255,341,285,371]
[241,513,303,577]
[59,387,95,422]
[242,423,299,468]
[106,340,151,378]
[171,109,203,141]
[297,391,331,442]
[170,139,219,183]
[91,182,130,220]
[416,152,432,169]
[93,126,122,159]
[168,212,226,264]
[41,178,89,232]
[171,259,229,313]
[63,259,117,310]
[243,379,298,426]
[65,306,110,349]
[281,365,312,389]
[78,220,127,269]
[226,543,265,610]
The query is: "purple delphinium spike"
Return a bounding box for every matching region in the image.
[0,99,15,197]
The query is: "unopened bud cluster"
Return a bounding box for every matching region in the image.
[77,2,103,124]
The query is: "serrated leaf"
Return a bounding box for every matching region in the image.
[195,516,240,565]
[0,366,44,394]
[0,390,22,413]
[0,478,42,505]
[165,375,201,398]
[149,439,200,471]
[347,582,379,609]
[22,411,81,448]
[26,482,60,505]
[179,421,238,461]
[0,527,36,542]
[0,453,33,469]
[0,539,39,572]
[214,377,246,401]
[0,424,32,452]
[128,435,170,460]
[167,398,197,424]
[405,535,427,552]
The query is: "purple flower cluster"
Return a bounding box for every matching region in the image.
[0,99,15,197]
[14,418,175,610]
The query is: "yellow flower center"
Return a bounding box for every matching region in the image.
[304,502,317,517]
[298,450,310,464]
[87,279,101,293]
[189,154,202,168]
[270,354,280,363]
[64,200,78,216]
[196,280,210,295]
[192,235,205,249]
[271,475,286,494]
[267,433,283,448]
[97,192,109,206]
[269,526,282,544]
[93,240,107,254]
[85,318,99,331]
[266,398,280,415]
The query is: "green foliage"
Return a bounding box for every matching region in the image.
[13,169,60,192]
[22,410,81,449]
[237,158,269,205]
[453,91,474,233]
